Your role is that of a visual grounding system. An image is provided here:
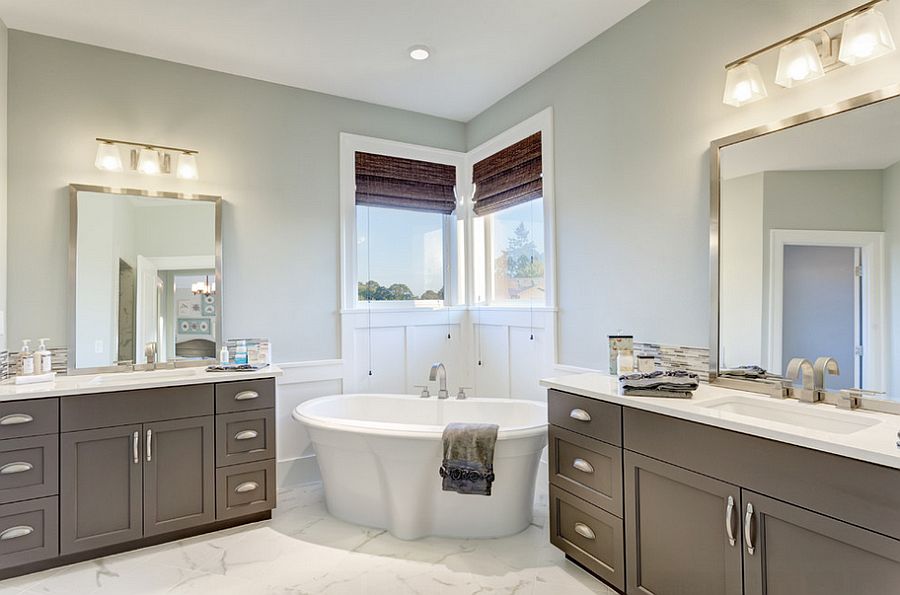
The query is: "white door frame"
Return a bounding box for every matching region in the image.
[768,229,885,390]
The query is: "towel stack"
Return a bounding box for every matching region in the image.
[618,370,699,399]
[721,365,768,379]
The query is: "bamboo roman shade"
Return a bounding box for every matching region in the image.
[472,131,542,216]
[355,152,457,215]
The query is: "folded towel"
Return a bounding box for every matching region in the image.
[439,423,499,496]
[619,370,700,393]
[721,365,768,379]
[622,389,694,399]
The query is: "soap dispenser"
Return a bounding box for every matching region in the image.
[18,340,34,376]
[36,338,52,374]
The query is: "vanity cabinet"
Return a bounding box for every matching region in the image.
[624,451,741,595]
[547,389,900,595]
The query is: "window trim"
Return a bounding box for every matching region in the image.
[339,133,467,311]
[463,107,556,309]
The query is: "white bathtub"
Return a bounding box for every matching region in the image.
[292,393,548,540]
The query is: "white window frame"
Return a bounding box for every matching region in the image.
[463,107,556,309]
[339,133,467,312]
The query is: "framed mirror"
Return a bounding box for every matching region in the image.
[710,84,900,400]
[68,185,222,373]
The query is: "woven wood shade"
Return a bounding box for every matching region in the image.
[355,152,457,215]
[472,132,542,216]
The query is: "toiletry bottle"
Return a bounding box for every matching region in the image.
[616,349,635,375]
[219,345,229,366]
[36,338,52,374]
[18,340,34,376]
[235,340,248,365]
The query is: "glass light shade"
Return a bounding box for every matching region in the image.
[839,8,896,65]
[136,147,161,175]
[723,62,767,107]
[94,142,123,171]
[775,38,825,87]
[176,152,199,180]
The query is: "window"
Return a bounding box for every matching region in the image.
[356,205,446,302]
[488,198,545,302]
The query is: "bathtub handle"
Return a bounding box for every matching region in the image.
[572,458,594,474]
[234,391,259,401]
[569,409,592,422]
[235,481,259,494]
[574,522,596,541]
[234,430,259,441]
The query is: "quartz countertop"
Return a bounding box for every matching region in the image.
[541,372,900,470]
[0,366,283,402]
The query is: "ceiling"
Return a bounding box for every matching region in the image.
[0,0,649,122]
[722,94,900,179]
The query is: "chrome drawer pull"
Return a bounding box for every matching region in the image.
[0,462,33,475]
[234,430,259,441]
[725,495,736,547]
[569,409,591,422]
[146,429,152,463]
[234,391,259,401]
[572,458,594,474]
[745,503,755,556]
[574,522,595,540]
[235,481,259,494]
[0,526,33,540]
[133,431,140,464]
[0,414,33,426]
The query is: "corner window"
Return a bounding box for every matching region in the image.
[488,197,545,302]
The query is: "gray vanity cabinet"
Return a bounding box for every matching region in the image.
[142,416,215,536]
[60,424,144,554]
[741,490,900,595]
[624,451,742,595]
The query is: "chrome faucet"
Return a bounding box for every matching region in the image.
[429,363,449,399]
[813,357,840,401]
[144,342,158,370]
[786,358,816,403]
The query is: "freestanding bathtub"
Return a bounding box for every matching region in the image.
[292,393,548,540]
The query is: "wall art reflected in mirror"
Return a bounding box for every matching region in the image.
[714,89,900,398]
[69,185,222,372]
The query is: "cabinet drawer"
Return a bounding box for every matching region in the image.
[550,485,624,592]
[548,390,621,445]
[216,459,275,520]
[549,426,622,517]
[0,496,58,570]
[216,409,275,467]
[61,385,213,431]
[0,399,58,440]
[0,435,58,505]
[215,379,275,414]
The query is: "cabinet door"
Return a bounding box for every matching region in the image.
[742,490,900,595]
[624,451,742,595]
[60,425,143,554]
[143,416,215,536]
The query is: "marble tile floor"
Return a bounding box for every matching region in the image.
[0,484,615,595]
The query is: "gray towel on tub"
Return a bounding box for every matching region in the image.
[439,423,499,496]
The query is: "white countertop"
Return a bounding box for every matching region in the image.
[0,366,283,402]
[541,372,900,470]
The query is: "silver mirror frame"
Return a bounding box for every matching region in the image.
[709,83,900,395]
[67,184,223,375]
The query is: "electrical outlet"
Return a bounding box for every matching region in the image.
[94,340,104,354]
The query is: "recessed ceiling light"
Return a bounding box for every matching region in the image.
[408,45,430,61]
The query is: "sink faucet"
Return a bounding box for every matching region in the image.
[786,358,816,403]
[144,342,158,370]
[429,363,449,399]
[813,357,840,401]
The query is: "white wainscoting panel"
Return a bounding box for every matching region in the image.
[473,324,511,398]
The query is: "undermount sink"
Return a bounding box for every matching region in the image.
[86,367,206,386]
[696,395,882,435]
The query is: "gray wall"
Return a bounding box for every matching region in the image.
[0,19,6,353]
[6,31,465,362]
[465,0,900,369]
[884,161,900,394]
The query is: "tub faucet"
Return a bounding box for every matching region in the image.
[786,358,816,403]
[429,363,449,399]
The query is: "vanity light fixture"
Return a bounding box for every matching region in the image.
[93,138,200,180]
[94,141,123,172]
[409,45,431,61]
[839,7,896,65]
[723,0,894,106]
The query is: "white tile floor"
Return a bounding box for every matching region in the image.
[0,484,614,594]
